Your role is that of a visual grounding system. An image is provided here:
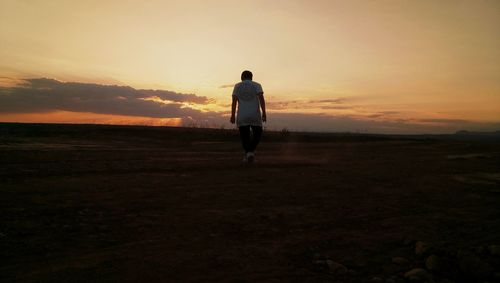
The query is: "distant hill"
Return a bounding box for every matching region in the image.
[1,122,499,143]
[455,130,500,136]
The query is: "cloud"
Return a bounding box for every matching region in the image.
[417,118,469,124]
[265,112,404,133]
[1,78,499,134]
[264,113,500,134]
[267,97,350,111]
[0,78,214,118]
[320,105,352,110]
[366,111,400,118]
[308,98,346,104]
[266,100,299,110]
[219,84,235,89]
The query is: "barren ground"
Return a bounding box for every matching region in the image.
[1,124,499,282]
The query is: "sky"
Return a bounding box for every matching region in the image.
[1,0,499,134]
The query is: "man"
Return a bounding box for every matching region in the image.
[230,70,267,163]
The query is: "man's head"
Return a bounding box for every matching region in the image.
[241,70,253,81]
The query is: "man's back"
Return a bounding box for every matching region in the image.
[230,70,267,163]
[232,80,263,127]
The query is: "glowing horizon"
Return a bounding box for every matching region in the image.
[1,0,499,133]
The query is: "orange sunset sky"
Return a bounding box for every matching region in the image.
[1,0,499,133]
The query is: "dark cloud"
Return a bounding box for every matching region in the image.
[259,112,411,133]
[263,113,500,134]
[417,118,469,124]
[219,84,235,89]
[308,98,346,104]
[0,78,214,118]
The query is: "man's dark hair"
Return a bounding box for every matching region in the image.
[241,70,253,81]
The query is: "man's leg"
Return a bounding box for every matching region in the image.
[249,126,263,152]
[238,126,251,153]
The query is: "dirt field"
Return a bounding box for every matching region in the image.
[1,123,499,282]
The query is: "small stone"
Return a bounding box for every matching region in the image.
[415,241,428,256]
[369,276,383,282]
[404,268,432,282]
[488,245,500,256]
[425,255,443,272]
[325,260,348,274]
[392,257,410,265]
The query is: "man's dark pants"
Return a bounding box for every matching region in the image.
[238,125,262,153]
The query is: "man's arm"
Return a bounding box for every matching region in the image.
[258,93,266,122]
[230,96,237,124]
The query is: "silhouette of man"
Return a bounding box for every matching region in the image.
[230,70,267,163]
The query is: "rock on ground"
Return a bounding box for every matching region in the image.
[404,268,432,282]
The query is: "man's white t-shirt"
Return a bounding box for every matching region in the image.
[232,80,263,127]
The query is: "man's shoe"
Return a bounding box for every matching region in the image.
[246,152,255,163]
